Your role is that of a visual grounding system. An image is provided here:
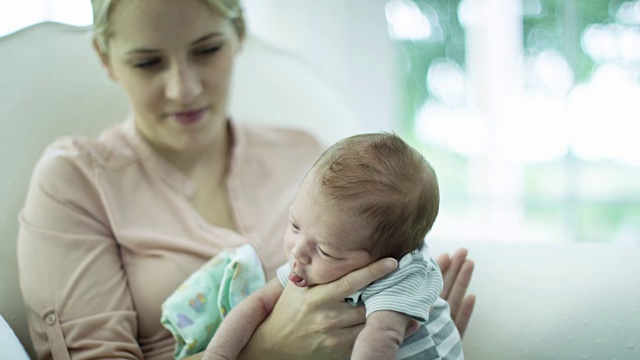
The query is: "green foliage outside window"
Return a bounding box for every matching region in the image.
[392,0,640,243]
[523,0,611,83]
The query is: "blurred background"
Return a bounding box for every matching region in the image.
[2,0,639,246]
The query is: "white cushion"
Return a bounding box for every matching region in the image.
[0,21,360,357]
[0,315,29,360]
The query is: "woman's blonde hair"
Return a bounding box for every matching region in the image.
[91,0,246,52]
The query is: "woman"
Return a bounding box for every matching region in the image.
[17,0,475,359]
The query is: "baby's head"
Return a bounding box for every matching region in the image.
[284,133,439,287]
[314,133,440,259]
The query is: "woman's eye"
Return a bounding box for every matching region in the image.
[197,46,221,56]
[134,59,160,69]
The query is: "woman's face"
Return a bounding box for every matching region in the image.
[99,0,242,154]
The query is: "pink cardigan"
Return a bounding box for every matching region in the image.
[17,119,324,359]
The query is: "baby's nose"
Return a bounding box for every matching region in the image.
[292,245,311,265]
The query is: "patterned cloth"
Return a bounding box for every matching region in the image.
[347,248,443,322]
[160,244,266,359]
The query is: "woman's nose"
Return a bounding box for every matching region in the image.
[165,61,202,104]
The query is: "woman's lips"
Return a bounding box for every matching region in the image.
[171,108,208,126]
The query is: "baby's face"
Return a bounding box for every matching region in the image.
[283,173,374,287]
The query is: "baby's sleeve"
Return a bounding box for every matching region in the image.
[358,252,443,322]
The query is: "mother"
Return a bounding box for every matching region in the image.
[17,0,475,358]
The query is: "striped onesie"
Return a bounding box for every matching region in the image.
[276,246,464,360]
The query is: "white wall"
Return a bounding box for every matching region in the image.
[242,0,398,133]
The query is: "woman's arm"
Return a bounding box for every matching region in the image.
[436,248,476,338]
[17,142,143,359]
[350,310,411,360]
[203,279,283,360]
[237,258,399,360]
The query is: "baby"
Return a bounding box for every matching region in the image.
[204,133,463,359]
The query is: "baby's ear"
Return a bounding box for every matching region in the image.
[93,37,117,81]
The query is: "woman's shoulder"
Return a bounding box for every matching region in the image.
[29,124,137,190]
[37,124,137,172]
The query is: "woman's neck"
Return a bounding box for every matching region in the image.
[151,123,237,229]
[153,126,232,184]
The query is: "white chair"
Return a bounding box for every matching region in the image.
[0,21,363,358]
[0,315,29,360]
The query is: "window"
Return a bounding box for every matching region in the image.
[5,0,637,245]
[386,0,640,244]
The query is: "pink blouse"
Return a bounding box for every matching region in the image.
[17,119,325,359]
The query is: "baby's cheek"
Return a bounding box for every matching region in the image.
[282,235,294,260]
[315,264,348,285]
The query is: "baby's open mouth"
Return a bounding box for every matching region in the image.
[288,270,308,287]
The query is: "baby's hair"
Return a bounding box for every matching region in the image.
[311,133,439,260]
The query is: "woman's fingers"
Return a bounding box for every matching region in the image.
[454,294,476,338]
[447,257,474,321]
[325,257,398,300]
[438,248,476,339]
[440,248,468,300]
[435,253,451,275]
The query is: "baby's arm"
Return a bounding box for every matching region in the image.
[203,278,283,360]
[351,310,413,360]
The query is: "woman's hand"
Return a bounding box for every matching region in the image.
[237,258,399,360]
[436,248,476,338]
